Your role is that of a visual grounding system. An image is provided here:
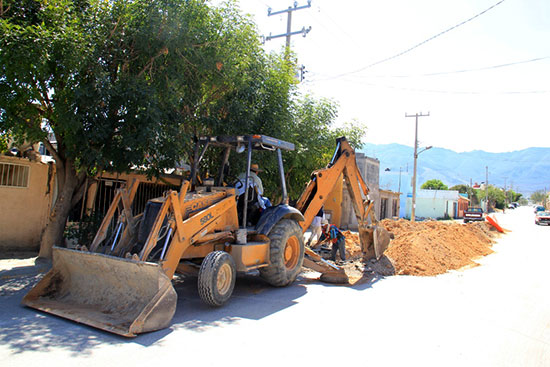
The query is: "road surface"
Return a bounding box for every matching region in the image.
[1,206,549,366]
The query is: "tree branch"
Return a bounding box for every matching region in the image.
[138,47,169,77]
[43,138,62,166]
[71,173,89,208]
[43,138,66,190]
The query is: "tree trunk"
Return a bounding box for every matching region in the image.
[38,158,81,259]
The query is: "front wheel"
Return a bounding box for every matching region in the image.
[260,219,305,287]
[198,251,236,307]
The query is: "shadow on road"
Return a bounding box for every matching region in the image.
[1,262,140,356]
[159,272,308,339]
[0,263,308,353]
[0,253,390,353]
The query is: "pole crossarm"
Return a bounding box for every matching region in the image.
[264,1,312,49]
[268,1,312,16]
[265,26,311,41]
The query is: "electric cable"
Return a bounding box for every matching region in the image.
[314,0,507,81]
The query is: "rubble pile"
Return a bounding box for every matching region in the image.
[340,230,363,259]
[380,219,497,276]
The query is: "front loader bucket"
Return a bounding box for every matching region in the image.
[22,247,177,337]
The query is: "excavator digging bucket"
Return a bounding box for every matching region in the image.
[373,226,392,259]
[358,228,376,259]
[22,247,177,337]
[358,226,392,260]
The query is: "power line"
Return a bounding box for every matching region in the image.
[305,76,550,95]
[308,56,549,81]
[316,0,507,81]
[365,57,550,79]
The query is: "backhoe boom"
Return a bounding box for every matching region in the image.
[295,137,392,280]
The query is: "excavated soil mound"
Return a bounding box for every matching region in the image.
[379,219,497,276]
[340,230,363,259]
[306,221,498,284]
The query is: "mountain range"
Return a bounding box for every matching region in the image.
[360,143,550,195]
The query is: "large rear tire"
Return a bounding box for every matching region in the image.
[198,251,236,307]
[260,219,304,287]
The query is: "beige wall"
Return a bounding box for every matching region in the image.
[0,157,184,252]
[0,156,53,251]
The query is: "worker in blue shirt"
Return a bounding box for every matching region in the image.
[319,219,346,263]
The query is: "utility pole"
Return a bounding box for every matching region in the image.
[265,1,312,57]
[406,112,430,222]
[398,167,402,195]
[485,166,489,214]
[469,178,473,206]
[503,177,507,213]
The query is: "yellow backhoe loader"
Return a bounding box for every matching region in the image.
[23,135,390,337]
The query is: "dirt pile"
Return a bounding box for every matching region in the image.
[380,219,497,276]
[340,230,363,259]
[306,220,498,284]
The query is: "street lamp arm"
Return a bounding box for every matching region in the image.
[416,146,433,157]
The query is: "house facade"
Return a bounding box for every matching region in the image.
[405,189,464,220]
[0,154,182,251]
[0,155,55,251]
[379,189,401,220]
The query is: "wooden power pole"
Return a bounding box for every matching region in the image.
[265,1,312,56]
[406,112,430,222]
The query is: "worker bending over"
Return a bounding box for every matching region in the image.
[319,219,346,263]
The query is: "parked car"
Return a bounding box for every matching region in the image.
[534,205,545,213]
[535,211,550,225]
[464,207,484,223]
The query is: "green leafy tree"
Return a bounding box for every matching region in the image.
[506,190,522,203]
[449,184,469,194]
[205,94,367,201]
[281,96,366,199]
[530,190,547,204]
[421,179,448,190]
[1,0,292,257]
[1,0,368,258]
[518,198,528,206]
[475,185,506,210]
[0,131,9,153]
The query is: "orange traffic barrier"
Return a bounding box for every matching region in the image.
[486,215,508,233]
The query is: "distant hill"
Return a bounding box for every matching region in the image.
[361,143,550,195]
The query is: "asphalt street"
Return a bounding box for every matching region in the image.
[1,206,549,366]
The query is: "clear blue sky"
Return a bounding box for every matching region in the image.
[211,0,550,153]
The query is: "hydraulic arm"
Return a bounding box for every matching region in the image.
[295,137,392,282]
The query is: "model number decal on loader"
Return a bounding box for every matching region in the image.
[200,213,213,225]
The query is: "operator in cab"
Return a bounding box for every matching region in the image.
[236,163,271,209]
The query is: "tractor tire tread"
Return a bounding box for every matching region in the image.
[198,251,236,307]
[260,219,304,287]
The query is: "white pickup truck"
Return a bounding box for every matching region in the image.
[464,207,484,223]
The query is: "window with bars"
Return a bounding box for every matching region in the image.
[0,163,30,188]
